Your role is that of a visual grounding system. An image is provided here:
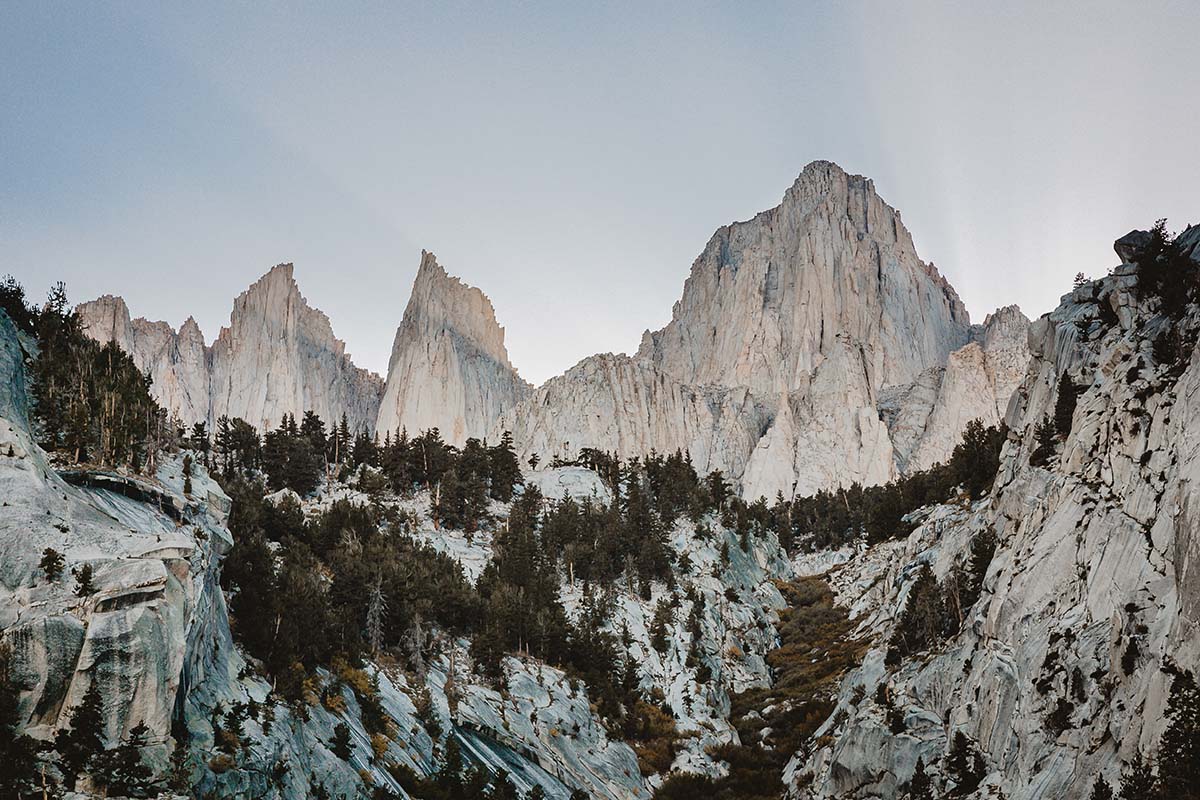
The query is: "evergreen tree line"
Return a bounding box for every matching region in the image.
[3,279,169,471]
[885,528,996,669]
[389,737,587,800]
[787,419,1006,552]
[203,411,524,532]
[1,643,155,797]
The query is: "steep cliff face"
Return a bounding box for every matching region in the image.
[207,264,384,433]
[376,251,531,445]
[0,308,233,780]
[787,226,1200,799]
[508,162,1024,498]
[495,352,772,479]
[881,304,1031,474]
[77,266,384,433]
[637,160,971,396]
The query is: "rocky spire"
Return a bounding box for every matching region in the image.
[638,160,972,397]
[208,263,383,432]
[78,265,384,432]
[375,251,531,445]
[77,295,211,425]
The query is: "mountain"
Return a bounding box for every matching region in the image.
[375,251,531,445]
[77,264,384,433]
[75,162,1026,500]
[75,294,212,426]
[9,168,1200,800]
[500,161,1028,498]
[785,224,1200,798]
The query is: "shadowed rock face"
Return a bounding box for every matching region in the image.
[375,251,531,445]
[78,265,384,433]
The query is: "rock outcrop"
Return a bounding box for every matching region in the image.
[0,307,233,778]
[376,251,531,445]
[880,304,1030,474]
[496,352,772,480]
[501,161,1026,498]
[206,264,384,433]
[787,226,1200,799]
[638,160,971,396]
[78,265,384,433]
[78,295,211,425]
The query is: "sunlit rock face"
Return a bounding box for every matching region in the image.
[787,226,1200,799]
[505,161,1027,499]
[638,160,971,397]
[80,162,1029,501]
[495,352,772,481]
[375,251,531,445]
[880,304,1031,474]
[78,265,384,433]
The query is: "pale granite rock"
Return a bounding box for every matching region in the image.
[78,265,385,433]
[496,352,772,481]
[376,251,531,445]
[788,226,1200,800]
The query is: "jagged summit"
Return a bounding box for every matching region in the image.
[375,251,530,445]
[76,164,1028,499]
[638,160,971,398]
[406,250,518,370]
[77,264,384,432]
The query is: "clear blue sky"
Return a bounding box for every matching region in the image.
[3,2,1197,384]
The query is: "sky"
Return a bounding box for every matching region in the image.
[2,2,1197,385]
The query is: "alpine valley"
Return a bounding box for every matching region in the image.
[2,161,1198,800]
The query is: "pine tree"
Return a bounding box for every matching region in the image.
[488,431,523,502]
[946,731,984,796]
[1157,669,1200,799]
[0,644,40,798]
[183,453,194,496]
[366,576,387,656]
[1030,418,1058,467]
[908,756,934,800]
[649,599,673,654]
[1089,776,1114,800]
[215,415,233,473]
[95,721,153,797]
[40,547,65,581]
[328,722,353,760]
[56,681,105,790]
[75,563,95,597]
[1054,376,1082,440]
[190,421,210,460]
[1118,752,1157,800]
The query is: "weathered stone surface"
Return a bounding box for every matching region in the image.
[884,304,1031,473]
[788,225,1200,800]
[77,296,211,426]
[497,352,771,481]
[638,160,971,397]
[78,265,385,433]
[376,251,531,445]
[499,162,1027,499]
